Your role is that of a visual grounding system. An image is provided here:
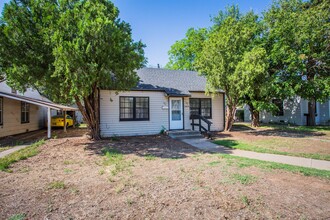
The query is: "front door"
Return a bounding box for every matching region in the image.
[169,97,183,130]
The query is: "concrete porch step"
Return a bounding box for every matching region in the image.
[168,130,203,140]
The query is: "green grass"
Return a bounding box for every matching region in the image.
[230,173,257,185]
[218,154,330,179]
[0,146,12,153]
[48,181,66,189]
[214,139,330,161]
[0,139,45,172]
[261,124,330,132]
[144,154,157,160]
[8,213,26,220]
[101,147,131,176]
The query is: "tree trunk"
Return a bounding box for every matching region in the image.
[251,110,260,127]
[307,100,316,126]
[225,105,236,131]
[248,103,260,127]
[74,87,101,140]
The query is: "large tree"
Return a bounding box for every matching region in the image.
[196,11,262,131]
[165,28,208,71]
[265,0,330,126]
[0,0,145,139]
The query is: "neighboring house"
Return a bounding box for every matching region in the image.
[244,97,330,125]
[100,68,225,137]
[0,81,76,138]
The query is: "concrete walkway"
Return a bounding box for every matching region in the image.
[0,145,30,158]
[181,138,330,171]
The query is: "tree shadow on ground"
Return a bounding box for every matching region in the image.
[85,135,204,159]
[245,128,326,138]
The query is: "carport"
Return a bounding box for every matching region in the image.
[0,91,78,138]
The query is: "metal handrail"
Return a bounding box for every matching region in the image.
[190,114,213,133]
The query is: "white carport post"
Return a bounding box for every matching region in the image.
[47,107,51,139]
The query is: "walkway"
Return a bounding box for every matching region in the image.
[181,138,330,171]
[0,145,30,158]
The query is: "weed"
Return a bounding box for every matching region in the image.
[48,181,66,190]
[115,184,125,194]
[241,195,250,206]
[0,139,45,171]
[102,147,131,176]
[231,173,257,185]
[126,198,134,206]
[208,161,221,166]
[155,176,167,182]
[63,160,75,165]
[8,213,26,220]
[64,168,73,174]
[99,169,105,175]
[110,135,119,141]
[70,187,80,195]
[145,154,156,160]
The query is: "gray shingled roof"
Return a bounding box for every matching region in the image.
[133,68,220,96]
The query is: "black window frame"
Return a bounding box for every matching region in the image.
[189,98,212,119]
[119,96,150,121]
[273,99,284,116]
[21,101,30,124]
[0,97,3,126]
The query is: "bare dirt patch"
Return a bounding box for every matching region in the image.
[0,131,329,219]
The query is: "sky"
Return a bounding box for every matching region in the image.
[0,0,272,67]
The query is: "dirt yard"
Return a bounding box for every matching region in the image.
[0,129,330,219]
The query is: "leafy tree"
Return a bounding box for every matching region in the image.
[0,0,145,139]
[165,28,208,71]
[264,0,330,126]
[196,11,262,131]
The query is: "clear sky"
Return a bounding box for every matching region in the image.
[0,0,272,67]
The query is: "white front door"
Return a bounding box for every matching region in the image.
[169,97,183,130]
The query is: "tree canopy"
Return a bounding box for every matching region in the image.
[0,0,146,139]
[165,28,208,71]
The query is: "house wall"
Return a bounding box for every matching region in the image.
[100,90,169,137]
[0,97,46,138]
[184,92,224,131]
[100,90,225,137]
[244,97,330,125]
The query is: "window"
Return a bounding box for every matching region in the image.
[273,99,284,116]
[21,102,30,123]
[120,97,149,121]
[0,97,3,125]
[189,98,212,118]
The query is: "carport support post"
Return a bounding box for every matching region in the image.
[47,107,51,139]
[63,110,67,132]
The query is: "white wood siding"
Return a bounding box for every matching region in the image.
[100,90,225,137]
[0,97,46,138]
[184,92,224,131]
[100,90,169,137]
[260,97,303,125]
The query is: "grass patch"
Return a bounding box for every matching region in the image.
[101,147,131,176]
[144,154,157,160]
[214,139,330,161]
[208,161,221,166]
[218,154,330,179]
[231,173,257,185]
[261,124,330,132]
[0,146,12,153]
[48,181,66,190]
[8,213,26,220]
[0,139,45,172]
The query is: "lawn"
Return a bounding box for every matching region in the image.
[214,123,330,161]
[0,130,329,219]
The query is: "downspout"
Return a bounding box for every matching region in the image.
[223,93,226,131]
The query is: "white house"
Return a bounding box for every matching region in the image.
[100,68,225,137]
[244,97,330,125]
[0,81,77,138]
